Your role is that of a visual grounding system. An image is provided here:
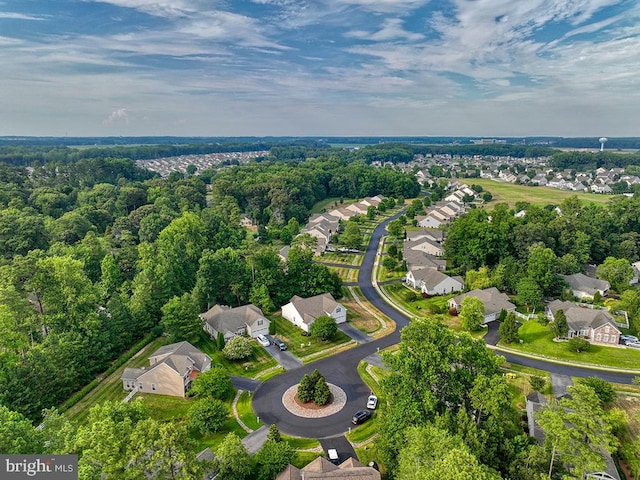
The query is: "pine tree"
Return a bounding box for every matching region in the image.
[314,377,331,406]
[297,374,314,403]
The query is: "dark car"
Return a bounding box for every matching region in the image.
[273,337,287,351]
[352,409,372,425]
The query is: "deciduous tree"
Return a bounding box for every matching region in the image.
[460,296,485,332]
[309,315,338,340]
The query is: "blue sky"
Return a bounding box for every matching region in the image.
[1,0,639,137]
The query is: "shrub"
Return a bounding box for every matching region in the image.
[448,308,458,316]
[309,315,338,341]
[567,337,591,353]
[222,336,253,360]
[297,374,314,403]
[188,367,234,400]
[577,377,615,403]
[404,291,417,302]
[217,332,225,350]
[529,376,546,392]
[268,319,276,335]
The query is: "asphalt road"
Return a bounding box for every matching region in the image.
[252,211,637,439]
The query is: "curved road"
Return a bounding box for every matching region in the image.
[252,213,636,438]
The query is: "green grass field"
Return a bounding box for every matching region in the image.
[319,252,363,266]
[326,265,359,282]
[460,178,617,208]
[236,391,262,430]
[195,335,278,378]
[501,319,640,370]
[269,316,352,358]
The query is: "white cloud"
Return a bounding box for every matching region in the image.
[345,18,424,41]
[0,11,46,20]
[103,108,130,124]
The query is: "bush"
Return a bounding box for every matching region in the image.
[297,370,330,405]
[222,336,253,360]
[567,337,591,353]
[448,308,459,316]
[297,374,314,403]
[529,376,546,393]
[268,319,276,335]
[217,332,225,350]
[404,290,418,302]
[188,398,228,435]
[577,377,616,403]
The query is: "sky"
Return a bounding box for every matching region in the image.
[1,0,639,137]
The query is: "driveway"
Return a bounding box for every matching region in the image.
[484,321,500,346]
[319,435,358,463]
[339,323,373,344]
[231,376,261,392]
[263,345,303,371]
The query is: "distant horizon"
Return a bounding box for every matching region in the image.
[1,1,639,137]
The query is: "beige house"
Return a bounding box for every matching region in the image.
[546,300,621,345]
[448,287,516,323]
[121,341,211,397]
[277,456,380,480]
[406,268,464,296]
[281,293,346,333]
[562,273,610,300]
[200,304,269,341]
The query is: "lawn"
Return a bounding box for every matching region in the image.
[326,265,359,283]
[236,391,262,430]
[345,361,385,444]
[65,336,170,424]
[195,334,278,378]
[459,178,616,208]
[136,393,194,422]
[310,197,353,214]
[319,252,363,266]
[500,319,640,370]
[282,435,322,450]
[354,441,386,477]
[340,287,389,334]
[269,315,352,358]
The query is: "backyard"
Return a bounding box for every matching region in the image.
[195,334,279,378]
[269,315,353,359]
[500,319,640,370]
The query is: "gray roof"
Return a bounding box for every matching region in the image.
[562,273,610,295]
[200,304,266,332]
[287,293,340,325]
[276,456,380,480]
[450,287,515,316]
[410,268,460,290]
[121,341,210,381]
[402,248,447,271]
[547,300,619,333]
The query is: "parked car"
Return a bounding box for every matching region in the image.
[626,341,640,349]
[327,448,340,465]
[256,334,271,347]
[621,335,639,343]
[273,337,287,351]
[352,409,372,425]
[366,394,378,410]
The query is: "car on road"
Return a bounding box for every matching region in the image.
[626,341,640,349]
[366,394,378,410]
[621,335,639,344]
[352,409,372,425]
[327,448,340,465]
[256,334,271,347]
[273,337,287,351]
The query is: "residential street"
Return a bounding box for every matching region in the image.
[251,212,637,439]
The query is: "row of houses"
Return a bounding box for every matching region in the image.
[294,195,385,256]
[122,292,346,397]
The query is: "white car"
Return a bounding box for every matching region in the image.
[327,449,340,465]
[626,341,640,349]
[367,395,378,410]
[621,335,639,344]
[256,334,271,347]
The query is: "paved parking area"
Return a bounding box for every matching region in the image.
[263,344,303,371]
[319,435,358,464]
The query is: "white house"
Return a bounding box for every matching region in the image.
[417,213,445,228]
[281,293,346,333]
[405,268,464,296]
[448,287,516,323]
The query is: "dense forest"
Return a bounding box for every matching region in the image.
[0,147,420,421]
[549,151,640,169]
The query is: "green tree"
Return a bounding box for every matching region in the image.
[100,254,123,300]
[222,336,253,360]
[188,367,233,400]
[465,266,493,290]
[341,221,362,249]
[526,245,560,295]
[0,404,43,454]
[498,312,520,344]
[309,315,338,341]
[267,424,282,443]
[249,283,275,315]
[460,296,485,331]
[596,256,634,293]
[160,293,202,343]
[383,256,397,270]
[188,398,229,435]
[576,377,616,404]
[516,276,543,311]
[552,309,569,339]
[314,376,332,406]
[213,433,253,480]
[217,331,225,350]
[297,374,314,403]
[253,439,295,480]
[367,205,377,220]
[529,376,546,393]
[387,219,404,240]
[536,384,617,479]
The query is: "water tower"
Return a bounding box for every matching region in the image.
[599,137,608,152]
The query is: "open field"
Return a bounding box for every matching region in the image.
[501,319,640,370]
[460,178,617,208]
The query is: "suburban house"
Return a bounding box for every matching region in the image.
[562,273,610,299]
[281,293,346,333]
[200,304,269,341]
[405,268,464,296]
[448,287,516,322]
[416,212,446,228]
[406,228,445,244]
[121,341,211,397]
[405,237,444,257]
[277,456,380,480]
[402,247,447,271]
[546,300,621,345]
